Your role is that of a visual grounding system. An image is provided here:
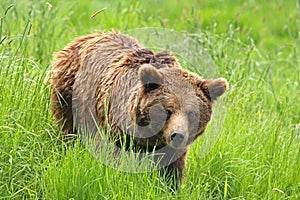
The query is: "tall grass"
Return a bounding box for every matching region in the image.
[0,0,299,199]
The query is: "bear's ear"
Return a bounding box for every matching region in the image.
[200,78,228,102]
[138,64,164,92]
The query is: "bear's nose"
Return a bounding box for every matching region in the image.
[170,130,185,147]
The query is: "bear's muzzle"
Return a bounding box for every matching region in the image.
[170,130,186,148]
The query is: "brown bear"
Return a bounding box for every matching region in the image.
[49,31,228,190]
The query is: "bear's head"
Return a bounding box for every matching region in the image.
[131,64,228,150]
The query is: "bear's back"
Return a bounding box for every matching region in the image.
[50,31,180,135]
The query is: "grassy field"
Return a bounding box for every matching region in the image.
[0,0,299,199]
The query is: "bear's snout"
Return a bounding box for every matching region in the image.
[170,130,186,148]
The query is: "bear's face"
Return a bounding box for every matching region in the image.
[131,64,228,149]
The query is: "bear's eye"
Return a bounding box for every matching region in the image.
[188,111,197,121]
[165,109,172,120]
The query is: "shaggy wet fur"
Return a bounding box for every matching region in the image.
[49,31,228,190]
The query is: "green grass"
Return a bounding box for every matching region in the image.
[0,0,299,199]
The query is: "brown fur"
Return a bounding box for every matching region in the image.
[49,31,228,190]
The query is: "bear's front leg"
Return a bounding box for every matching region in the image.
[160,151,187,191]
